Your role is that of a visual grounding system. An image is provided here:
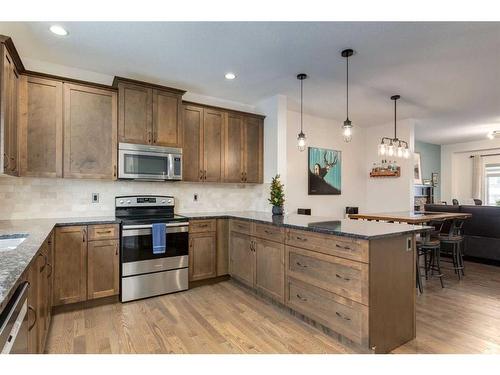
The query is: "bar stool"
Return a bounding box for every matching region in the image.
[416,219,446,290]
[439,219,465,280]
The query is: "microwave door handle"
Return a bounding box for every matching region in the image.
[167,154,174,179]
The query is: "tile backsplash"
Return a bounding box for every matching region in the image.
[0,176,270,219]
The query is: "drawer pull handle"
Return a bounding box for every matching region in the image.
[296,294,308,302]
[198,224,209,228]
[335,244,352,251]
[295,236,308,242]
[335,273,351,281]
[97,230,112,234]
[264,230,273,234]
[296,262,308,268]
[335,311,351,321]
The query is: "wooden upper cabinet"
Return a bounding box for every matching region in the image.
[53,226,87,306]
[244,116,263,183]
[182,104,203,182]
[1,45,19,175]
[224,113,244,183]
[87,239,119,300]
[19,76,63,178]
[203,109,225,182]
[118,82,152,144]
[63,83,117,179]
[153,89,182,147]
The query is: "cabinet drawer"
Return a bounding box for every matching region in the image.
[253,223,284,243]
[230,219,251,235]
[190,219,216,233]
[287,277,368,346]
[88,224,119,241]
[286,229,369,263]
[286,246,368,305]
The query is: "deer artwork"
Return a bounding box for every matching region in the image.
[313,152,338,180]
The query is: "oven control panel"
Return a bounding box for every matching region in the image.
[115,196,174,207]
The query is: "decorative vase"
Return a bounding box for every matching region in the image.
[272,206,284,215]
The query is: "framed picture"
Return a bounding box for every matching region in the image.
[413,152,423,185]
[308,147,341,195]
[432,172,439,185]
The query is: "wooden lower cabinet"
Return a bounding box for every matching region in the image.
[53,226,87,305]
[189,232,217,281]
[54,224,119,306]
[229,231,254,287]
[27,233,54,354]
[255,238,285,303]
[87,239,119,299]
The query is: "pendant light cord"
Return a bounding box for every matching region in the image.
[300,78,303,133]
[394,97,397,139]
[346,54,349,120]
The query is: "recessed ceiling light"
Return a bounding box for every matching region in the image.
[49,25,68,36]
[225,72,236,80]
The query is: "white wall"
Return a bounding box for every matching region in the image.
[285,110,367,217]
[441,138,500,203]
[365,119,415,213]
[255,95,287,184]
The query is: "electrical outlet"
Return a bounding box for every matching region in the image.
[193,193,198,202]
[92,193,99,203]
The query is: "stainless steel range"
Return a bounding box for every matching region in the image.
[116,195,189,302]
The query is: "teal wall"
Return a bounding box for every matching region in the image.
[415,141,441,201]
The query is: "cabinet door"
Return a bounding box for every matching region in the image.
[54,226,87,306]
[229,231,254,287]
[244,116,263,183]
[36,248,49,353]
[224,112,244,182]
[27,259,39,354]
[87,239,119,299]
[1,47,19,175]
[19,76,63,177]
[203,109,224,182]
[182,105,203,182]
[255,238,285,303]
[118,82,152,144]
[63,83,117,179]
[189,232,217,281]
[152,89,182,147]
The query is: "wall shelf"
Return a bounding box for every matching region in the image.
[370,168,401,178]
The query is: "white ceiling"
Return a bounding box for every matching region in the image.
[0,22,499,145]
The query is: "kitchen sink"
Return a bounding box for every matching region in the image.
[0,234,29,252]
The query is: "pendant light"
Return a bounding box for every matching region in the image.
[297,73,308,151]
[378,95,410,159]
[341,49,354,142]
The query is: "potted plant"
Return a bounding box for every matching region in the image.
[269,174,285,215]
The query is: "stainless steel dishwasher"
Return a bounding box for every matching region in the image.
[0,282,29,354]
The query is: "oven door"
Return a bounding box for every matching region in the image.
[121,223,189,276]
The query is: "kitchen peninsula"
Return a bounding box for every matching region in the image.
[0,211,428,354]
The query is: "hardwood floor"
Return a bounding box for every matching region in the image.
[45,261,500,354]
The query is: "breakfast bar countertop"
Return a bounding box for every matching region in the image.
[179,211,430,240]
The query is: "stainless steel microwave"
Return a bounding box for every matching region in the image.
[118,143,182,181]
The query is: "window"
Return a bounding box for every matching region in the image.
[485,164,500,206]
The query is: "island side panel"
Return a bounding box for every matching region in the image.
[368,234,416,353]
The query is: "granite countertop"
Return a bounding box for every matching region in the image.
[0,216,118,313]
[179,211,430,240]
[0,211,428,313]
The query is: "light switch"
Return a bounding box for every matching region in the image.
[92,193,99,203]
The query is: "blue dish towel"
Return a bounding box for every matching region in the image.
[152,223,166,254]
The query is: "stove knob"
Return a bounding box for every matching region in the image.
[119,200,124,204]
[126,200,131,204]
[167,199,173,204]
[161,200,166,203]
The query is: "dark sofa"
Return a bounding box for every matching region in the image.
[425,204,500,263]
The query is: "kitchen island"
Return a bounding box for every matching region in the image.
[181,212,429,353]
